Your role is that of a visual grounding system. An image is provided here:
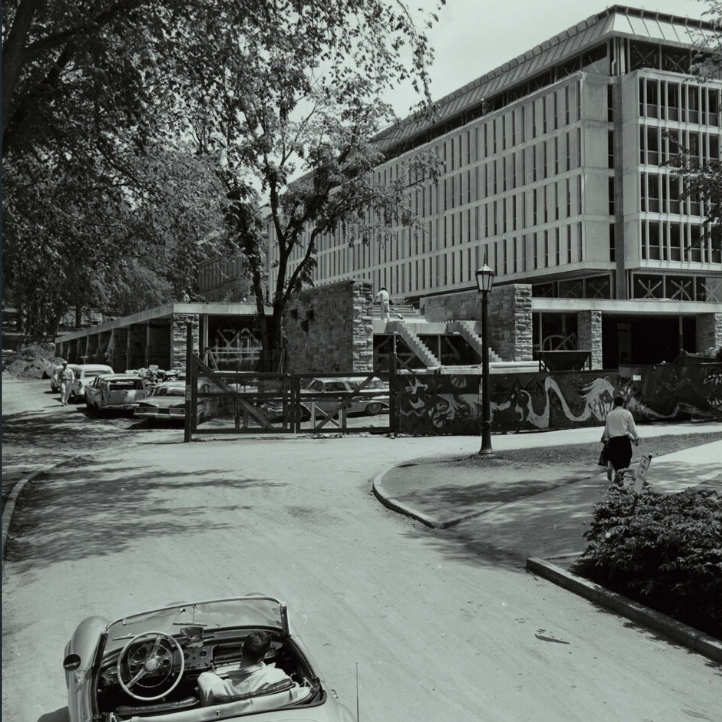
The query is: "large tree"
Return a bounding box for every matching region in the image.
[2,0,227,333]
[3,1,444,346]
[175,0,444,363]
[668,1,722,252]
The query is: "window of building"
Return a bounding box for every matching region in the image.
[533,188,538,225]
[608,130,614,168]
[566,178,571,218]
[544,185,549,223]
[565,85,571,125]
[555,227,561,265]
[609,176,615,215]
[531,101,536,139]
[577,222,583,260]
[607,83,614,122]
[544,230,550,267]
[554,136,559,175]
[609,223,616,262]
[567,225,573,263]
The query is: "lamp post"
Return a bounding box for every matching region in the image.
[476,263,495,456]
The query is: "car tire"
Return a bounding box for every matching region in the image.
[86,399,97,416]
[365,401,383,416]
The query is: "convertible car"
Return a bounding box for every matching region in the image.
[63,596,354,722]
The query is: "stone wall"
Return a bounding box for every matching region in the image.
[488,285,533,362]
[696,313,722,354]
[283,280,374,374]
[577,310,603,369]
[420,284,533,362]
[171,314,199,371]
[420,290,479,321]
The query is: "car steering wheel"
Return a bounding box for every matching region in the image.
[117,631,185,701]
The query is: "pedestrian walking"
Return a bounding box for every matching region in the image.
[375,287,391,323]
[57,362,75,406]
[602,395,640,481]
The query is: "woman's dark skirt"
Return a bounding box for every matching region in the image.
[607,435,633,471]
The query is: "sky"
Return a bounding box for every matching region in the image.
[385,0,709,118]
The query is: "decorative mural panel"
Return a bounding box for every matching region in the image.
[619,364,722,420]
[396,364,722,436]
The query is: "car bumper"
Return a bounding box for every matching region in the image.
[134,409,186,419]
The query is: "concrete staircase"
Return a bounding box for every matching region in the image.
[373,303,419,319]
[386,321,439,368]
[447,320,503,363]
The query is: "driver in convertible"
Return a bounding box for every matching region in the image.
[198,631,294,706]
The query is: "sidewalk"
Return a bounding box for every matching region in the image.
[375,427,722,561]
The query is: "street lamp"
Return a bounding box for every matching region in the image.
[475,263,495,456]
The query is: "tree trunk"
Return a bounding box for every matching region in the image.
[2,0,42,150]
[75,305,83,328]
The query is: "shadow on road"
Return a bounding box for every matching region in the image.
[5,457,287,575]
[37,708,69,722]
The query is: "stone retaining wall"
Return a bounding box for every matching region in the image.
[419,284,533,362]
[284,280,374,374]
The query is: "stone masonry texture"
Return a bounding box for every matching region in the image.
[577,310,603,369]
[172,314,200,370]
[283,280,374,374]
[487,285,533,362]
[420,285,533,362]
[696,313,722,354]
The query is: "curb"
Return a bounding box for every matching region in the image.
[1,457,75,561]
[372,466,439,528]
[527,557,722,665]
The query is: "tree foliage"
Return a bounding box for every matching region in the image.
[2,0,444,348]
[667,1,722,251]
[174,0,445,358]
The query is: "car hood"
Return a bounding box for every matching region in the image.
[102,597,286,656]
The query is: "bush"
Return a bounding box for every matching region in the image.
[573,483,722,638]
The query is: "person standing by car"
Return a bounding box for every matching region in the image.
[197,632,296,706]
[57,362,75,406]
[603,395,640,481]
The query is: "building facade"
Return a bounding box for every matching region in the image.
[267,5,722,367]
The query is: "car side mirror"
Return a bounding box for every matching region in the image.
[63,653,81,671]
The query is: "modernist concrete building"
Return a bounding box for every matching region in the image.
[267,5,722,367]
[57,5,722,372]
[55,303,265,371]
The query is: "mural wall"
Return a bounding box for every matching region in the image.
[396,364,722,436]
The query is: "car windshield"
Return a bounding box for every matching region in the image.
[350,379,388,391]
[109,379,144,390]
[103,598,283,655]
[154,387,185,397]
[83,370,109,379]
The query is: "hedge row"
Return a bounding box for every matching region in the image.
[573,483,722,639]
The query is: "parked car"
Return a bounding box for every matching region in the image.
[63,595,355,722]
[261,377,389,422]
[84,374,149,414]
[67,364,114,401]
[133,381,214,424]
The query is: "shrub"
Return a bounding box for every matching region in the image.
[573,483,722,638]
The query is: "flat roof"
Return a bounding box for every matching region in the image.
[56,302,270,342]
[375,4,716,153]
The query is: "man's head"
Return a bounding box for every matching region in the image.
[241,632,271,666]
[380,286,386,291]
[62,362,68,368]
[613,395,625,408]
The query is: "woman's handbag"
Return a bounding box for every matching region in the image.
[597,443,609,467]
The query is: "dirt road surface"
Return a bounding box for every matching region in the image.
[2,380,721,722]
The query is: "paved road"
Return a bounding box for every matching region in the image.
[2,381,721,722]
